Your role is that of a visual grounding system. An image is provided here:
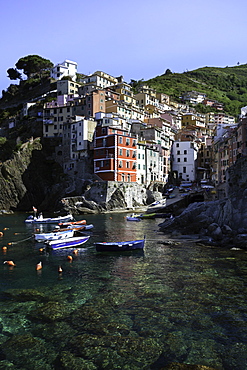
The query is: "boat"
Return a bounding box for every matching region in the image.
[126,214,141,221]
[25,213,74,224]
[94,238,145,252]
[138,213,156,219]
[34,228,74,242]
[58,219,86,227]
[46,235,90,250]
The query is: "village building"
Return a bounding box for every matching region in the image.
[50,60,78,81]
[93,125,137,182]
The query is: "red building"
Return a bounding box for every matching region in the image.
[94,125,137,182]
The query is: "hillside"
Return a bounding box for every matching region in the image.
[147,64,247,117]
[1,63,247,118]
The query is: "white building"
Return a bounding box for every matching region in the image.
[172,140,199,182]
[136,143,146,184]
[51,60,78,81]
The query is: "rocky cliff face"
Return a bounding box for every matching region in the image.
[159,157,247,248]
[0,138,69,212]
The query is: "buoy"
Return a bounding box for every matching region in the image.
[73,249,79,255]
[3,228,8,231]
[0,232,3,237]
[67,255,73,262]
[2,246,7,252]
[36,261,42,270]
[58,266,63,273]
[3,260,16,266]
[39,248,44,253]
[7,243,12,246]
[109,217,112,219]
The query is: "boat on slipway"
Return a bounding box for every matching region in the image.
[46,235,90,250]
[94,238,145,252]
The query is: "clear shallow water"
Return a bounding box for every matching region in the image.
[0,212,247,369]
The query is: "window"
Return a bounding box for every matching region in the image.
[183,167,186,173]
[119,136,123,144]
[177,158,180,162]
[184,158,187,162]
[126,162,130,168]
[119,149,122,156]
[126,150,130,157]
[126,138,130,145]
[184,150,187,154]
[177,150,180,155]
[176,143,179,147]
[119,161,122,168]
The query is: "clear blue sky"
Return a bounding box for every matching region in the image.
[1,0,247,96]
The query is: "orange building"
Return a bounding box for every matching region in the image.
[94,125,137,182]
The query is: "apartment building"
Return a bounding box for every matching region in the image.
[61,117,97,173]
[181,91,206,105]
[80,71,118,90]
[57,80,80,95]
[94,125,137,182]
[172,140,199,182]
[182,112,206,131]
[50,60,78,81]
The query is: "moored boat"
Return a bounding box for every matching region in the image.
[126,214,141,221]
[95,238,145,252]
[25,213,74,224]
[46,235,90,250]
[58,219,86,227]
[34,228,74,242]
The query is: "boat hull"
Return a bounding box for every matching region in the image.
[95,239,145,252]
[25,214,74,224]
[34,229,74,242]
[47,236,90,250]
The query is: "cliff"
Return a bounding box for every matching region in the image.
[0,137,70,212]
[159,156,247,248]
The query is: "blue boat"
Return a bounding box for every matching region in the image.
[126,214,141,221]
[46,236,90,250]
[95,238,145,252]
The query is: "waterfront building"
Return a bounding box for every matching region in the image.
[172,138,200,182]
[93,125,137,182]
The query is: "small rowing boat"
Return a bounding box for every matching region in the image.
[46,235,90,250]
[95,238,145,252]
[34,228,74,242]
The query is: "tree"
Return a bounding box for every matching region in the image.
[7,68,22,80]
[15,55,53,78]
[165,69,172,75]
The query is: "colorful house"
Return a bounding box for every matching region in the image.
[94,125,137,182]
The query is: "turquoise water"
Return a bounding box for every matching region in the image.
[0,212,247,369]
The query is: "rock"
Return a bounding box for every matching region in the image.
[211,226,223,241]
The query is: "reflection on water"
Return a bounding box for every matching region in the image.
[0,213,247,369]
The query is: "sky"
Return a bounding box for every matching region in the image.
[1,0,247,96]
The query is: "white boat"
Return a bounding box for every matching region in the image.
[46,235,90,250]
[34,228,74,242]
[25,213,74,224]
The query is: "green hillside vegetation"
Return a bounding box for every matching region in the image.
[146,64,247,117]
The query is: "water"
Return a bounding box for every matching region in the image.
[0,212,247,369]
